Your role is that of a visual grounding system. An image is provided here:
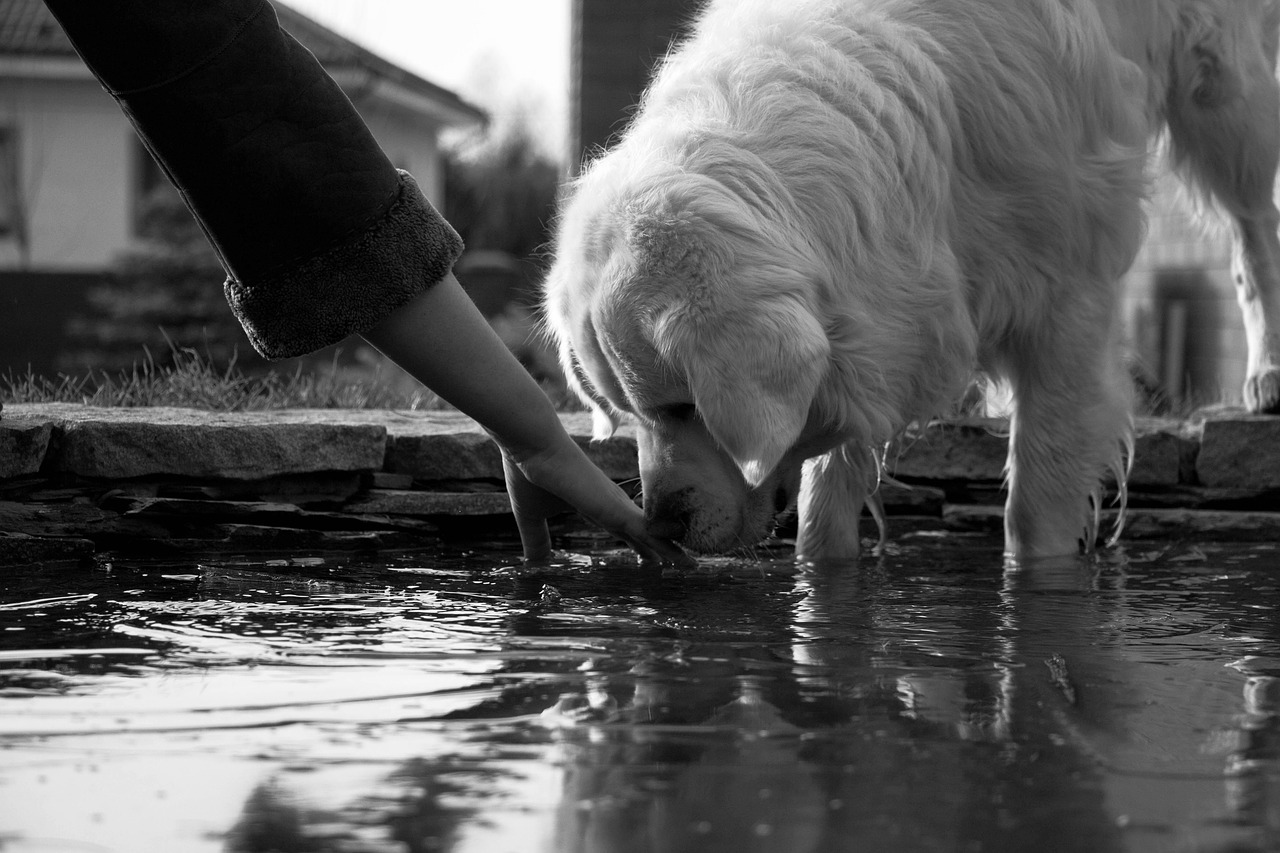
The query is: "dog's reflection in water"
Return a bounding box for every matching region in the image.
[541,558,1280,853]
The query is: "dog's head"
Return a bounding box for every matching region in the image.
[544,155,849,552]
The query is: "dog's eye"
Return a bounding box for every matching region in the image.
[659,403,698,421]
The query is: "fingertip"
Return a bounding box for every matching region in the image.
[642,538,695,570]
[516,519,554,563]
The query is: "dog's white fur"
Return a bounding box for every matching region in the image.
[1102,0,1280,414]
[545,0,1153,560]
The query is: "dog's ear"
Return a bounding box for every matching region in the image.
[655,297,829,486]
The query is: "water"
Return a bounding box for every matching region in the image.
[0,532,1277,853]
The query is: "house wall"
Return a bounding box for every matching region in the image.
[348,95,447,207]
[0,75,452,275]
[0,76,134,271]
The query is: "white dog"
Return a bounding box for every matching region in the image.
[544,0,1149,561]
[1102,0,1280,414]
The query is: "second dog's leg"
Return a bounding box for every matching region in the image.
[1166,24,1280,412]
[1232,210,1280,413]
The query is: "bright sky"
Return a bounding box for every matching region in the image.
[278,0,572,160]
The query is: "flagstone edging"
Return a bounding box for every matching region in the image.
[1,403,1276,565]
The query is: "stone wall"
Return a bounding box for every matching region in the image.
[2,403,1279,565]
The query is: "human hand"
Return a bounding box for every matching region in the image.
[500,433,693,567]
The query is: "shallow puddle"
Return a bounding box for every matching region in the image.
[0,533,1277,852]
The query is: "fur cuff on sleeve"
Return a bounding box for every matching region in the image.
[223,170,464,360]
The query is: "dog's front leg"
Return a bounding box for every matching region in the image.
[1002,330,1133,559]
[795,443,873,561]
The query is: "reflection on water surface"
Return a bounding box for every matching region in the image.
[0,533,1277,852]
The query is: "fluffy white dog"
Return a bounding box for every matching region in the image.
[545,0,1148,561]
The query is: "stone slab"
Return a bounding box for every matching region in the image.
[385,432,503,480]
[934,504,1280,544]
[0,420,52,479]
[892,419,1009,481]
[1196,415,1280,489]
[0,531,95,566]
[1121,508,1280,542]
[878,481,946,515]
[5,404,386,480]
[172,524,434,552]
[111,496,435,532]
[344,489,514,516]
[895,417,1189,487]
[1129,420,1191,487]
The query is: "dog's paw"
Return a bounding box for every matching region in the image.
[1244,366,1280,414]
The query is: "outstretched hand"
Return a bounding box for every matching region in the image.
[501,431,693,566]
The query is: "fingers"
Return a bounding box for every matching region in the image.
[500,437,693,568]
[628,531,697,569]
[513,510,554,562]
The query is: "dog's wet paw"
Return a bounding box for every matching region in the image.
[1244,367,1280,414]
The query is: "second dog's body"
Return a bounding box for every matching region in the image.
[1103,0,1280,414]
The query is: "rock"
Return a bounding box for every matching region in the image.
[892,419,1009,481]
[0,500,121,536]
[0,499,174,552]
[1195,415,1280,489]
[0,531,95,566]
[1121,508,1280,542]
[110,495,437,533]
[878,481,946,515]
[48,410,385,480]
[1128,420,1193,487]
[0,420,52,479]
[893,417,1191,488]
[344,489,514,516]
[941,504,1005,533]
[385,432,503,480]
[371,471,414,489]
[381,412,642,481]
[179,524,434,552]
[572,435,640,480]
[165,472,365,505]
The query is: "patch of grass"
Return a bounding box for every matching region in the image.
[3,344,445,411]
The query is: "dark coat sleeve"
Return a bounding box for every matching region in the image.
[44,0,465,359]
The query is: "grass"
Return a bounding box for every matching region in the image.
[2,344,446,412]
[3,341,1213,418]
